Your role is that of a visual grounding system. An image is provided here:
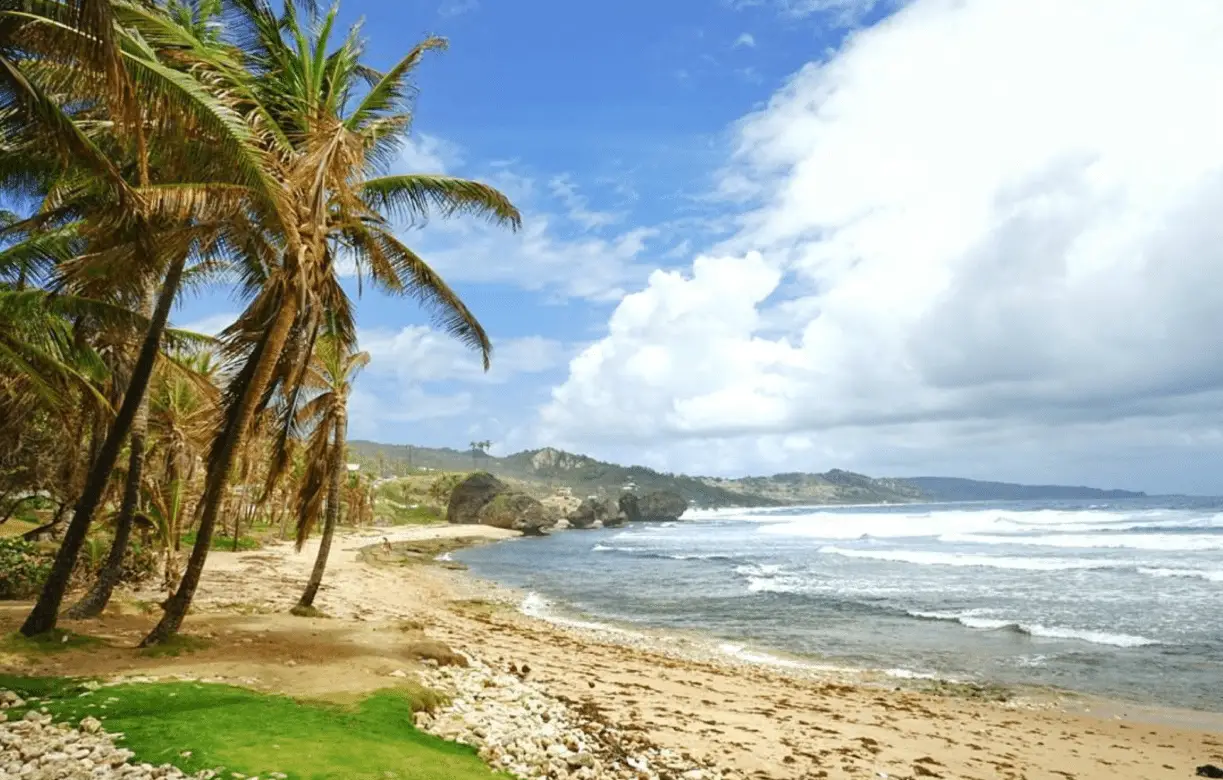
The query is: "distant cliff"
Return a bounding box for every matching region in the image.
[347,441,1145,508]
[901,476,1146,502]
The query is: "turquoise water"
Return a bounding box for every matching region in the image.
[455,497,1223,711]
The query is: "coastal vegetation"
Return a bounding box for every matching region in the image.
[0,0,519,646]
[0,676,496,780]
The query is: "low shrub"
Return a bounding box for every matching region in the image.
[0,537,52,599]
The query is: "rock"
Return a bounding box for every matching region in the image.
[404,640,469,668]
[566,498,624,530]
[617,493,640,524]
[1197,766,1223,779]
[446,473,557,535]
[446,472,507,525]
[478,491,556,536]
[636,490,688,522]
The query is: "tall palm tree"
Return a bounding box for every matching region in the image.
[10,0,281,637]
[141,0,520,645]
[290,335,367,613]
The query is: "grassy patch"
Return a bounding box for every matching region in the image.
[137,634,212,659]
[2,629,104,655]
[358,537,485,567]
[0,677,496,780]
[180,530,260,552]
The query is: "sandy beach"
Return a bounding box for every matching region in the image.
[3,523,1222,780]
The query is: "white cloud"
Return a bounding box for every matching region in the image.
[362,326,565,385]
[438,0,478,17]
[377,142,662,301]
[549,175,623,230]
[733,32,757,48]
[176,312,235,337]
[541,0,1223,486]
[729,0,885,25]
[349,326,567,439]
[397,134,461,174]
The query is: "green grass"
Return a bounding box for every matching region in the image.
[3,629,104,655]
[137,634,212,659]
[376,500,444,526]
[180,530,260,551]
[0,677,497,780]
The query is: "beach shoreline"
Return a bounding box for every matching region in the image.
[3,522,1222,779]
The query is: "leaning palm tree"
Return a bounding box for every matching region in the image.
[141,0,520,646]
[10,0,282,637]
[289,335,367,614]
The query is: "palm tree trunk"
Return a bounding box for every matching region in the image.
[142,294,299,646]
[66,285,155,620]
[295,411,345,611]
[20,249,187,637]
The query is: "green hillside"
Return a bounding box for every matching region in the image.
[346,442,920,507]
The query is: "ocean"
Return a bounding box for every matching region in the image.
[453,497,1223,712]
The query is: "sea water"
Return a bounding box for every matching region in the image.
[453,497,1223,711]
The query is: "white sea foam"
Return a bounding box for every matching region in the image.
[520,593,634,635]
[818,546,1123,571]
[1138,567,1223,583]
[942,532,1223,551]
[883,668,941,680]
[755,507,1222,542]
[908,610,1158,647]
[717,643,822,669]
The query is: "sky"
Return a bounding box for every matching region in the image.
[176,0,1223,494]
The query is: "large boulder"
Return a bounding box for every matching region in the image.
[618,492,640,524]
[566,497,624,530]
[446,472,507,525]
[637,490,688,522]
[477,491,555,536]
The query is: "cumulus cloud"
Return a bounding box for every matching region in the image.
[541,0,1223,486]
[733,32,757,48]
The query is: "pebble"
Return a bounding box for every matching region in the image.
[414,658,742,780]
[0,691,224,780]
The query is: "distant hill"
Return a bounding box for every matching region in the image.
[702,469,925,505]
[347,441,1145,508]
[346,442,924,507]
[902,476,1146,502]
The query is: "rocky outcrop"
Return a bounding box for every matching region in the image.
[637,491,688,522]
[446,472,556,535]
[478,491,555,536]
[566,498,624,530]
[618,493,640,524]
[446,472,507,525]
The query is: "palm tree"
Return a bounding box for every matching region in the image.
[140,0,520,646]
[67,348,218,615]
[10,0,281,637]
[290,335,367,613]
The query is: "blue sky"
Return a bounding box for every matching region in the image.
[174,0,1223,494]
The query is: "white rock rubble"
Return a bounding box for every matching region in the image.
[0,690,221,780]
[413,659,742,780]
